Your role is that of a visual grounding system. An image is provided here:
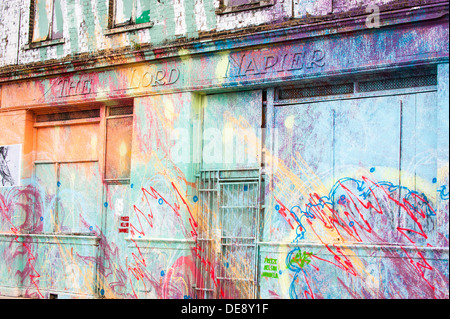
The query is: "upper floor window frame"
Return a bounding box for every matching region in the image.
[216,0,274,14]
[106,0,154,36]
[27,0,65,49]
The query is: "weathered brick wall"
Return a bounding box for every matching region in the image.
[0,0,21,66]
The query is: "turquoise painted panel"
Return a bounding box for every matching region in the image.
[202,90,262,170]
[35,163,57,233]
[57,162,102,233]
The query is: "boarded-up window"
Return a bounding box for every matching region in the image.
[32,0,63,42]
[36,123,99,162]
[34,110,101,234]
[113,0,151,27]
[105,106,133,181]
[34,161,102,233]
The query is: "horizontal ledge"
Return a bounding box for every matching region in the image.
[125,237,196,248]
[23,38,65,50]
[125,237,195,243]
[0,233,100,241]
[34,117,101,127]
[34,159,98,164]
[104,178,131,185]
[258,241,450,251]
[104,22,155,36]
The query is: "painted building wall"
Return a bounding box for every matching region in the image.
[0,0,449,299]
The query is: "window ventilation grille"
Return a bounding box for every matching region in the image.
[36,109,100,123]
[109,106,133,116]
[278,83,354,100]
[358,74,437,92]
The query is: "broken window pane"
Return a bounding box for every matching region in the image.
[136,0,151,24]
[115,0,133,25]
[52,0,64,39]
[32,0,63,42]
[32,0,52,42]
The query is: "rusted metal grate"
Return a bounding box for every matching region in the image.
[358,74,437,92]
[36,109,100,122]
[109,105,133,116]
[278,83,354,100]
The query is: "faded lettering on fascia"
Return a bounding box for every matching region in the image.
[40,76,95,101]
[56,78,94,98]
[225,49,326,78]
[129,67,181,89]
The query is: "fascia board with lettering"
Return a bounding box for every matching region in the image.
[0,20,448,109]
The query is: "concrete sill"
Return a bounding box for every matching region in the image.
[105,21,155,36]
[24,38,65,50]
[216,0,274,14]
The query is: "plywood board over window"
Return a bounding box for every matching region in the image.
[33,108,102,234]
[105,105,134,183]
[36,123,99,162]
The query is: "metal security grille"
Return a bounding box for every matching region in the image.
[276,69,437,102]
[109,105,134,116]
[36,109,100,122]
[194,169,261,299]
[278,83,354,100]
[358,74,437,92]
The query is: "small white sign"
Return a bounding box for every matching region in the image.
[0,144,21,187]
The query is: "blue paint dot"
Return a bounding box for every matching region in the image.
[193,195,198,202]
[57,181,61,187]
[432,178,437,184]
[340,195,346,200]
[40,216,44,222]
[89,226,93,231]
[158,198,164,205]
[184,295,188,299]
[104,202,108,207]
[279,270,282,275]
[224,262,229,268]
[100,289,105,296]
[161,270,165,276]
[275,204,280,211]
[130,183,134,188]
[349,221,354,227]
[370,167,375,173]
[243,185,248,191]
